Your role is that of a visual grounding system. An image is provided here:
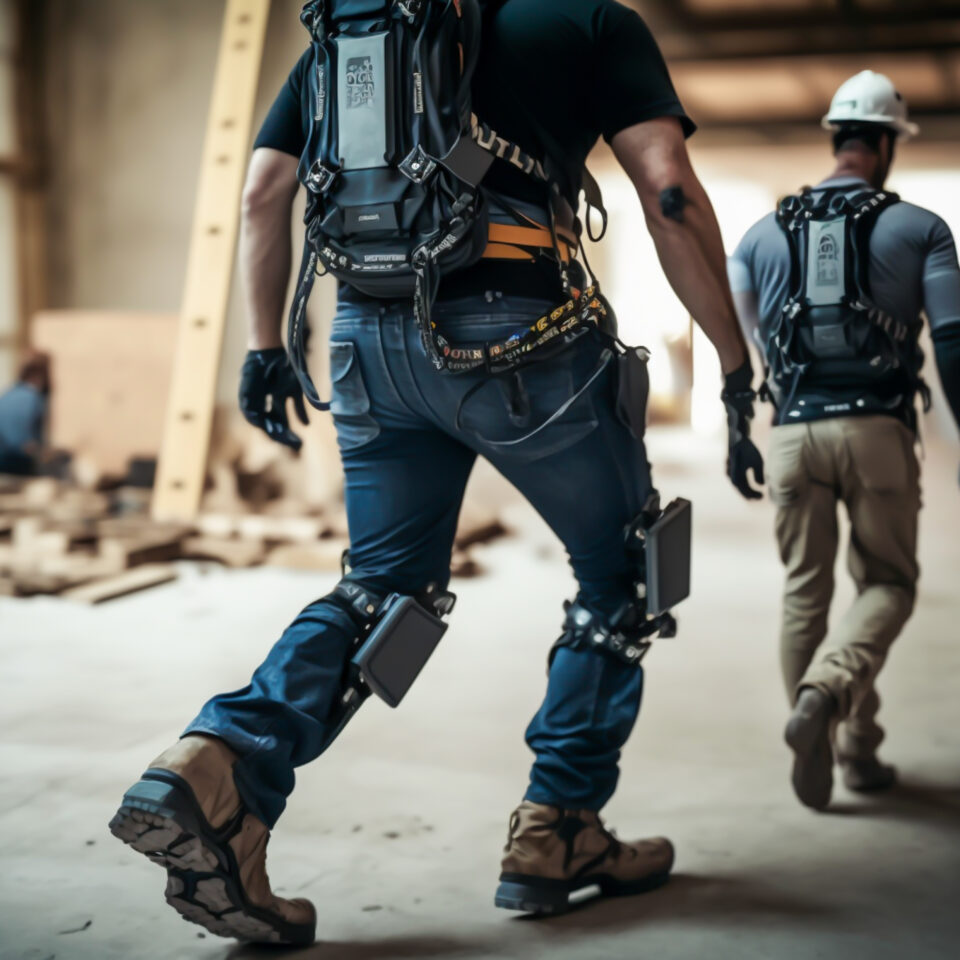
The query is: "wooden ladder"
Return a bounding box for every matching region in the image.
[152,0,272,522]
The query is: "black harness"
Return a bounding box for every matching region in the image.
[767,186,930,425]
[287,0,612,409]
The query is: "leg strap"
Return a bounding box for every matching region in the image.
[319,578,457,755]
[548,497,688,669]
[548,598,675,669]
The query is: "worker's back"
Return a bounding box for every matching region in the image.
[473,0,692,210]
[732,177,956,337]
[729,176,959,424]
[257,0,692,304]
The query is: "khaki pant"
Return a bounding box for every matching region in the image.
[767,415,921,762]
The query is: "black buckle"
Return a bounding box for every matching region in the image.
[399,145,437,185]
[556,600,670,668]
[396,0,425,22]
[305,160,337,194]
[299,1,326,40]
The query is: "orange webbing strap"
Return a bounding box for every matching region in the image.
[482,223,576,263]
[512,211,579,251]
[483,243,537,261]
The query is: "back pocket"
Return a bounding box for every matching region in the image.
[330,341,380,450]
[454,340,603,463]
[767,425,809,506]
[845,420,913,494]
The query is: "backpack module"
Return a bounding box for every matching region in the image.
[288,0,609,408]
[767,186,929,423]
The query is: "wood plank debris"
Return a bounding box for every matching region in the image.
[182,536,266,569]
[266,540,347,573]
[61,564,179,605]
[0,411,510,600]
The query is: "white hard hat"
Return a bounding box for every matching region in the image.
[822,70,919,141]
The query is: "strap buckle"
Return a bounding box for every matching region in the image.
[304,160,338,194]
[299,1,326,40]
[399,145,438,185]
[397,0,425,21]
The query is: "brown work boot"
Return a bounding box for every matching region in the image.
[109,735,316,945]
[495,801,674,915]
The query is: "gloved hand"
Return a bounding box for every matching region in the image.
[721,359,765,501]
[239,348,309,452]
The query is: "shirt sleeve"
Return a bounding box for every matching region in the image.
[932,324,960,435]
[30,394,47,447]
[727,233,756,294]
[253,49,312,157]
[922,217,960,333]
[593,8,695,144]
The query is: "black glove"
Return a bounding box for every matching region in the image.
[239,348,309,452]
[721,360,765,501]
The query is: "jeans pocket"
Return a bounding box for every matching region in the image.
[455,337,602,463]
[329,340,380,450]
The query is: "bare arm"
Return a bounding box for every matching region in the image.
[240,148,300,350]
[611,118,748,375]
[731,288,765,370]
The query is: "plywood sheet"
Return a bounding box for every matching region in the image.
[31,310,178,475]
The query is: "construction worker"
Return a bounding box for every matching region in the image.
[111,0,763,943]
[728,70,960,811]
[0,352,50,476]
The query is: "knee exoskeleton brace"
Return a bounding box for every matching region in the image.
[550,495,692,668]
[317,579,456,752]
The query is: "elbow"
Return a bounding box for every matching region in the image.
[241,155,299,222]
[241,177,278,221]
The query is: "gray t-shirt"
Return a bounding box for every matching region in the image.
[728,176,960,345]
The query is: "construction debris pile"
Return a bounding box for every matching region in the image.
[0,414,509,602]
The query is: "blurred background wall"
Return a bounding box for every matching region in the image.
[1,0,958,429]
[38,0,333,403]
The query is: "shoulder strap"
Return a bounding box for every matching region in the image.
[526,116,608,242]
[846,189,900,302]
[775,189,815,309]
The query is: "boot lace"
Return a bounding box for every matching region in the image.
[503,810,521,852]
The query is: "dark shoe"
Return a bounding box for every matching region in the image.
[785,687,836,811]
[109,735,316,945]
[495,801,674,916]
[841,756,898,793]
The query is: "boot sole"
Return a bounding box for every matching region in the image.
[785,709,834,811]
[842,768,898,793]
[494,869,671,916]
[108,772,315,945]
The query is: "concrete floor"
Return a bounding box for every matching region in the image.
[1,428,959,960]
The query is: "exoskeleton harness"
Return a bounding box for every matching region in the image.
[287,0,611,407]
[767,186,930,424]
[280,1,692,748]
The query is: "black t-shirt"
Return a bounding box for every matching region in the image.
[254,0,694,300]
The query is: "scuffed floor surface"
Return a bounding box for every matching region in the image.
[2,429,959,960]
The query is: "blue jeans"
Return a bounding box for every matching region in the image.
[189,294,655,828]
